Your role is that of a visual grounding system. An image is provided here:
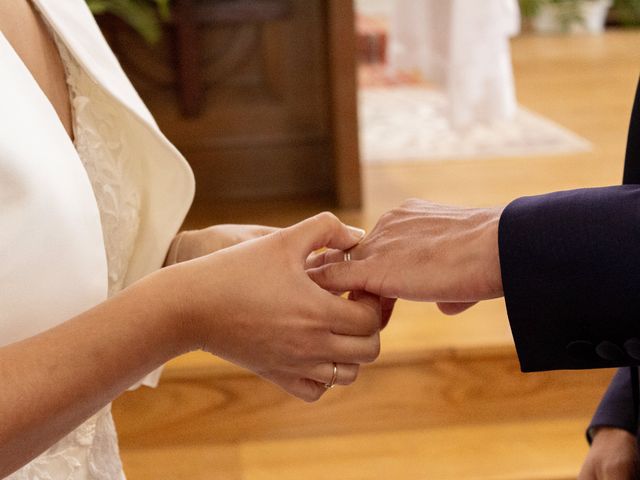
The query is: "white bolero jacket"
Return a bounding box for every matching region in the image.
[0,0,195,383]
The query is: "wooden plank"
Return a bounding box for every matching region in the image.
[327,0,362,208]
[184,141,333,200]
[120,444,241,480]
[114,0,334,200]
[173,0,203,116]
[119,418,589,480]
[113,352,613,448]
[240,418,589,480]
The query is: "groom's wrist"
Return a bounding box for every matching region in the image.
[481,206,504,299]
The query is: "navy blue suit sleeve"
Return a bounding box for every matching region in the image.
[498,185,640,372]
[587,369,637,443]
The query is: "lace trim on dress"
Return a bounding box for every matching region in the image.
[7,406,124,480]
[63,47,142,298]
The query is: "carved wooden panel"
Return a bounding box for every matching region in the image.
[100,0,360,206]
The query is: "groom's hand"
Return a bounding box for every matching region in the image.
[307,199,505,312]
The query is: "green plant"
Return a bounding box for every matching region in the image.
[86,0,171,44]
[519,0,587,30]
[611,0,640,25]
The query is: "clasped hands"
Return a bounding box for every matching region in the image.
[162,199,503,402]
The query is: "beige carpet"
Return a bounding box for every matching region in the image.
[359,86,591,164]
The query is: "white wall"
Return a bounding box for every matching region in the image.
[355,0,394,17]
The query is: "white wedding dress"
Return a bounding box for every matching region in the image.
[6,28,141,480]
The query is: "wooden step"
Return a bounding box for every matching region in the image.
[113,299,613,446]
[113,347,613,448]
[119,417,589,480]
[113,298,614,478]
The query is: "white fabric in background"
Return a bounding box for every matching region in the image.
[387,0,520,128]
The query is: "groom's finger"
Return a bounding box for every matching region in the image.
[307,260,369,295]
[437,302,477,315]
[381,297,397,329]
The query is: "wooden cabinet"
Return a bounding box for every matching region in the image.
[102,0,361,207]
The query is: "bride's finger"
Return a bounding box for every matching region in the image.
[305,249,330,270]
[348,291,395,330]
[306,363,360,386]
[285,212,365,260]
[262,371,328,402]
[305,251,347,296]
[306,247,357,270]
[307,260,369,295]
[326,331,381,364]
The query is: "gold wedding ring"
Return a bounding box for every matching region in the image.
[324,363,338,389]
[344,250,352,262]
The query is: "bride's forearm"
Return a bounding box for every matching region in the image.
[0,212,381,475]
[0,269,189,476]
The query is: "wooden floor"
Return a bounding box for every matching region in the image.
[114,31,640,479]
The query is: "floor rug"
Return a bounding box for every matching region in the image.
[359,86,591,164]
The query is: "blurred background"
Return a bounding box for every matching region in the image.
[91,0,640,478]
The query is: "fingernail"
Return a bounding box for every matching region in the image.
[347,225,366,239]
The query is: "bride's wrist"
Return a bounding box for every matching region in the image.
[133,265,202,358]
[164,230,194,266]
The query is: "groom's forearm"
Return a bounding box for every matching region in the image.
[309,186,640,374]
[499,185,640,372]
[588,369,638,441]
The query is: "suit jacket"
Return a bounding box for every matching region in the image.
[498,78,640,436]
[0,0,195,386]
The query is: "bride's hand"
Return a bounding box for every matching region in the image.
[165,224,278,266]
[159,212,381,402]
